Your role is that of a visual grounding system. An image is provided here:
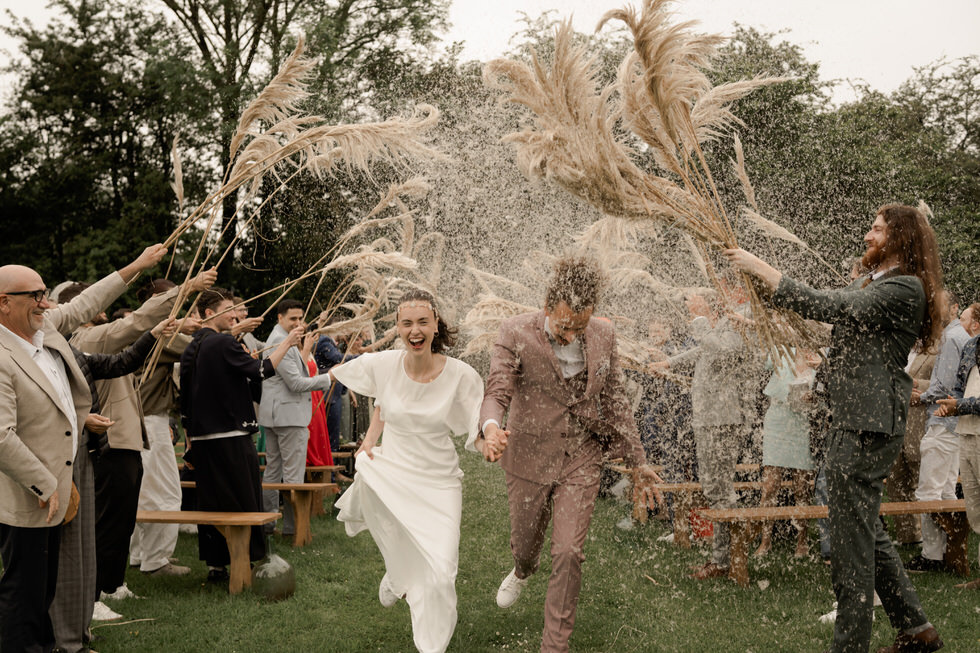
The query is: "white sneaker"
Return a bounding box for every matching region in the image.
[496,568,528,609]
[378,573,402,608]
[92,601,122,621]
[100,583,142,600]
[145,562,191,577]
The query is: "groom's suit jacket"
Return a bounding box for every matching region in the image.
[480,310,645,484]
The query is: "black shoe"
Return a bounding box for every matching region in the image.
[206,567,230,583]
[905,555,945,573]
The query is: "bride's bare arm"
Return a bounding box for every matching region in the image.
[357,405,384,459]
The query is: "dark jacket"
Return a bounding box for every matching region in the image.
[179,328,275,438]
[70,330,157,455]
[772,272,925,436]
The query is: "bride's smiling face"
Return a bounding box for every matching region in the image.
[397,302,437,354]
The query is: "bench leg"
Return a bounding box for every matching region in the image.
[289,491,314,547]
[674,493,692,549]
[309,471,327,517]
[934,512,971,577]
[727,521,750,588]
[216,525,252,594]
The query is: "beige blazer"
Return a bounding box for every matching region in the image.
[480,310,645,483]
[0,272,127,527]
[71,284,180,451]
[905,349,937,445]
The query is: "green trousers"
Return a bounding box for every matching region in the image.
[826,428,929,652]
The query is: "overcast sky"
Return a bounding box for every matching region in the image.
[2,0,978,103]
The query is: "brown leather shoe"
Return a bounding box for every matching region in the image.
[689,562,729,580]
[875,626,943,652]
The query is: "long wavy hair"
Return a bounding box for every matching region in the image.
[877,203,944,351]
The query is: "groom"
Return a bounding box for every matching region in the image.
[476,255,662,653]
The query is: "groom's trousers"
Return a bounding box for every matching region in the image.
[505,446,602,653]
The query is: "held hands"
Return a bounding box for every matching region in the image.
[478,423,511,463]
[39,489,60,524]
[151,317,178,339]
[935,396,958,417]
[188,267,218,293]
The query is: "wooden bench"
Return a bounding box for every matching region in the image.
[304,465,346,516]
[136,510,280,594]
[640,481,802,549]
[180,481,338,547]
[698,499,968,587]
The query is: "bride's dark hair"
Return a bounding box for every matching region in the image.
[397,288,458,354]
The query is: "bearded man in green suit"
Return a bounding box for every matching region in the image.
[725,204,945,653]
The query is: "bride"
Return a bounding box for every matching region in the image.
[329,288,486,653]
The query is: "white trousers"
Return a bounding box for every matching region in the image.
[915,422,960,560]
[129,413,182,571]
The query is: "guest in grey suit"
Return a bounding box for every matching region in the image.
[650,292,762,579]
[258,299,334,535]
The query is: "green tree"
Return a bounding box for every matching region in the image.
[157,0,451,297]
[0,0,209,288]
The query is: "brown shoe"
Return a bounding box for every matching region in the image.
[875,626,943,652]
[689,562,729,580]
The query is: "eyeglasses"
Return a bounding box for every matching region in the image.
[3,288,51,303]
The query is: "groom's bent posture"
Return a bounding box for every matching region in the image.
[475,255,662,653]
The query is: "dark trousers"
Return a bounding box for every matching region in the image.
[0,523,62,653]
[325,393,343,451]
[826,429,929,653]
[93,448,143,595]
[192,435,266,567]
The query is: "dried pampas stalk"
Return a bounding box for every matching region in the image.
[144,37,441,387]
[485,0,825,360]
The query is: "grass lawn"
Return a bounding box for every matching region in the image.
[95,445,979,652]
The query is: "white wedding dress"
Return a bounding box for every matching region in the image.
[332,350,483,653]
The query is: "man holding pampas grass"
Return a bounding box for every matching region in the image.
[726,203,945,653]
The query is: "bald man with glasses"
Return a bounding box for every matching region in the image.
[0,246,165,653]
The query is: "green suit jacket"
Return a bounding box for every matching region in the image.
[772,272,925,436]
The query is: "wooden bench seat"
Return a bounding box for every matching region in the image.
[644,481,802,549]
[698,499,968,587]
[136,510,280,594]
[180,481,337,547]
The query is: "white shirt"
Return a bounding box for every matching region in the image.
[543,316,587,379]
[0,324,78,455]
[870,265,897,281]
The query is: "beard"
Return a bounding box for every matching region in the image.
[861,240,887,270]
